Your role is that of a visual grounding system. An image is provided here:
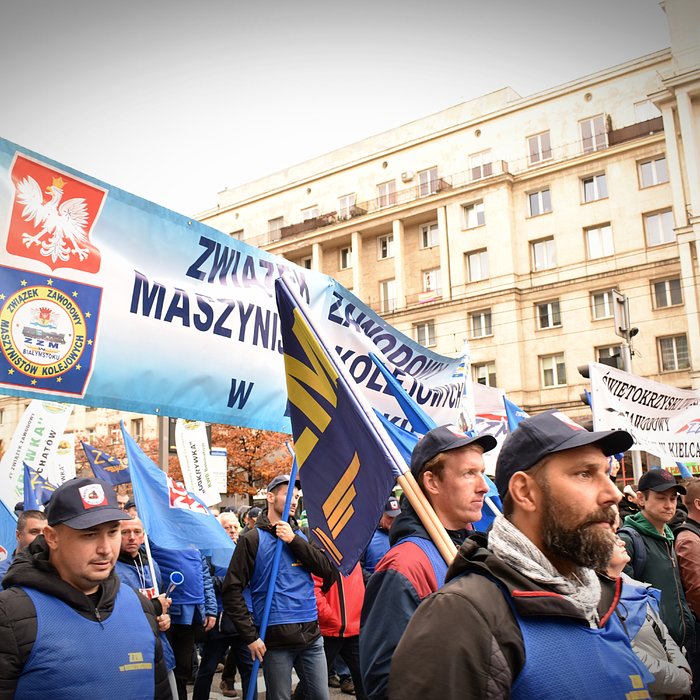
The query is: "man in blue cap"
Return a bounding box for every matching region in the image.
[222,473,335,700]
[388,410,653,699]
[0,476,171,698]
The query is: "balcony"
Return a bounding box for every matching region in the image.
[608,116,664,147]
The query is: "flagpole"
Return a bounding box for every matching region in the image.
[246,455,299,700]
[141,529,161,597]
[278,276,456,565]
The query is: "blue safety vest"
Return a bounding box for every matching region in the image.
[505,586,654,699]
[398,535,448,587]
[249,528,316,627]
[15,585,155,699]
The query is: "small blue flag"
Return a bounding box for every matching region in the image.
[81,441,131,485]
[676,462,694,479]
[504,397,529,432]
[120,423,234,569]
[23,464,57,511]
[0,499,18,567]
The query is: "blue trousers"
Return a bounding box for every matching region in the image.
[262,635,328,700]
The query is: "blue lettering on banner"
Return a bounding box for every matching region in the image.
[130,271,284,354]
[227,378,254,409]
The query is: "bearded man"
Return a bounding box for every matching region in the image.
[388,410,655,700]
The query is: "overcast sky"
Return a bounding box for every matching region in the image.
[0,0,670,217]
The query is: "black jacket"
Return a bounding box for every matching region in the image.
[221,508,335,649]
[0,536,171,699]
[388,534,620,700]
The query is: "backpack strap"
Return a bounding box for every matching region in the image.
[618,526,647,581]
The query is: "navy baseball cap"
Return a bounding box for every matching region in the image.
[638,468,686,495]
[410,425,497,477]
[384,496,401,517]
[46,477,132,529]
[266,474,301,493]
[495,410,634,498]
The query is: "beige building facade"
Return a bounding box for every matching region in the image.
[199,0,700,427]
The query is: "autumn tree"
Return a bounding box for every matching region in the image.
[210,425,292,500]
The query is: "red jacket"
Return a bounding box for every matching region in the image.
[313,563,365,637]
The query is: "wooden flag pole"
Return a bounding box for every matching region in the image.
[397,471,457,565]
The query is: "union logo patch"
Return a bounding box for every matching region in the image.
[5,153,107,273]
[0,265,102,397]
[78,483,108,508]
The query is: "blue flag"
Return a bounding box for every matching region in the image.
[81,441,131,485]
[120,422,234,569]
[0,499,18,565]
[370,352,502,532]
[504,397,529,432]
[23,464,57,510]
[676,462,694,479]
[275,277,401,575]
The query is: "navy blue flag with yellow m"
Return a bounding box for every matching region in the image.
[275,277,400,575]
[81,441,131,485]
[23,464,57,511]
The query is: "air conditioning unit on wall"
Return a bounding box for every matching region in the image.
[401,171,414,183]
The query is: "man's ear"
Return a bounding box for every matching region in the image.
[508,472,540,513]
[43,525,59,551]
[421,470,440,497]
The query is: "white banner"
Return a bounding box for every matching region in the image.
[175,419,221,506]
[51,432,76,485]
[589,362,700,463]
[209,448,228,494]
[0,399,73,510]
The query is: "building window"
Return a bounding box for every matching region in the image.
[338,194,356,219]
[586,224,614,259]
[268,217,284,235]
[644,210,675,246]
[597,345,622,364]
[469,150,493,181]
[582,173,608,202]
[473,361,497,387]
[652,278,682,308]
[659,335,690,371]
[422,268,441,294]
[580,115,607,153]
[414,320,436,347]
[378,234,394,260]
[470,310,492,338]
[638,156,668,188]
[131,418,144,442]
[300,256,312,270]
[380,279,396,313]
[377,180,396,208]
[528,188,552,217]
[527,131,552,165]
[537,300,561,329]
[302,205,319,222]
[418,167,439,196]
[540,353,567,388]
[230,229,244,240]
[463,201,485,229]
[420,222,439,249]
[339,246,352,269]
[531,238,556,271]
[466,250,489,282]
[591,290,614,320]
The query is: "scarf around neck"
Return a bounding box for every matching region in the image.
[488,514,602,627]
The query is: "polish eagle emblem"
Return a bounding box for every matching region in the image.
[16,175,91,263]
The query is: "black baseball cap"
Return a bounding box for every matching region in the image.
[495,410,634,499]
[410,425,497,477]
[384,496,401,517]
[46,477,132,529]
[638,468,686,495]
[247,507,262,518]
[267,474,301,493]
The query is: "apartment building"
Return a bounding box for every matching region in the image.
[198,0,700,425]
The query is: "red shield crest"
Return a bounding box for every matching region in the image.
[5,153,107,273]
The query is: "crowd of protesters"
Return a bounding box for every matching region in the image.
[1,411,699,699]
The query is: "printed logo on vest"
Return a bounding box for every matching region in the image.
[119,651,153,672]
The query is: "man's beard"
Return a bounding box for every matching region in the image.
[539,480,616,571]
